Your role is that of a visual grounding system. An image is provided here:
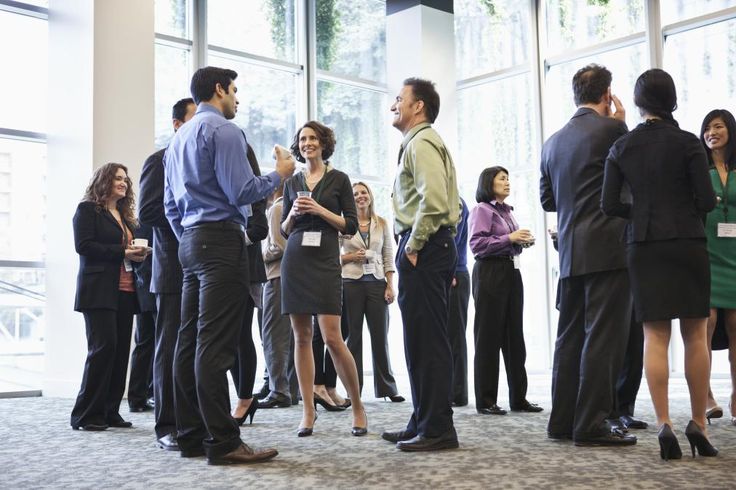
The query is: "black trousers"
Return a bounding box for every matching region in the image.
[313,315,342,388]
[70,292,136,428]
[448,270,470,406]
[230,293,257,399]
[615,313,644,417]
[153,292,181,438]
[548,269,631,439]
[174,225,248,458]
[128,310,155,407]
[472,258,528,409]
[344,280,399,398]
[396,229,457,438]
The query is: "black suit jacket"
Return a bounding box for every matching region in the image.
[132,222,156,312]
[139,148,183,295]
[540,107,629,279]
[601,119,717,242]
[73,201,140,312]
[244,143,268,285]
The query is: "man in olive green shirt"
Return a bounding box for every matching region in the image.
[381,77,460,452]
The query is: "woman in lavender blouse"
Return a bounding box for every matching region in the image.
[469,166,542,416]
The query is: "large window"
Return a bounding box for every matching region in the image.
[0,2,48,395]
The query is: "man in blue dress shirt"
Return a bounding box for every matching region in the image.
[164,66,295,465]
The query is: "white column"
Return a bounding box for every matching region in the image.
[45,0,154,397]
[386,2,457,155]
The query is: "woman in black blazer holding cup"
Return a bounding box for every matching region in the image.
[601,69,717,459]
[70,163,148,431]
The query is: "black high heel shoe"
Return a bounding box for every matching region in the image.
[384,395,405,403]
[657,423,682,461]
[233,399,258,426]
[314,393,346,412]
[684,420,718,457]
[351,409,368,437]
[297,412,318,437]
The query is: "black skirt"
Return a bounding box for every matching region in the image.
[627,238,710,322]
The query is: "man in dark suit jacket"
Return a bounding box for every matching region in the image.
[138,97,196,450]
[539,64,636,446]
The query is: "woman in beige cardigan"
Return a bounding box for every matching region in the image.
[341,182,404,401]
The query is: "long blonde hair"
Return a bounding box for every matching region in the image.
[352,181,388,230]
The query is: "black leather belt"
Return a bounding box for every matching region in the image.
[187,221,245,233]
[475,255,513,261]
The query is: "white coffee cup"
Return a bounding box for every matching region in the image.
[364,250,375,261]
[132,238,148,248]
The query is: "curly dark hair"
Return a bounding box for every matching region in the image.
[290,120,336,163]
[82,162,137,226]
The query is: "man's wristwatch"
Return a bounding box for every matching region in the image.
[405,244,417,254]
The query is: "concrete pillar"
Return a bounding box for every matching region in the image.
[45,0,154,397]
[386,0,457,155]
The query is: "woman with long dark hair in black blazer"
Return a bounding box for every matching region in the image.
[602,69,718,459]
[71,162,149,431]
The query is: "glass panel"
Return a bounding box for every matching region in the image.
[663,18,736,136]
[544,43,647,137]
[0,11,47,133]
[661,0,736,25]
[316,0,386,83]
[15,0,48,7]
[155,0,190,38]
[155,43,191,149]
[208,53,298,167]
[207,0,297,62]
[316,80,388,179]
[545,0,645,54]
[454,0,530,79]
[0,267,45,393]
[456,74,548,370]
[0,139,46,262]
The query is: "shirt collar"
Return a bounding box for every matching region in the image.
[401,122,432,149]
[196,102,224,117]
[490,199,513,211]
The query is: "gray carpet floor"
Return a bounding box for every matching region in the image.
[1,374,735,489]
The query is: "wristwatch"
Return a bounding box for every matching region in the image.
[405,244,417,254]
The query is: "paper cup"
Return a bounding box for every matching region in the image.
[132,238,148,248]
[297,191,312,198]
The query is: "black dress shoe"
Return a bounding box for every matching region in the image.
[381,429,416,443]
[255,382,270,400]
[129,402,154,413]
[547,431,572,440]
[619,415,648,430]
[107,415,133,428]
[157,433,180,451]
[396,428,459,452]
[207,443,278,465]
[180,446,206,458]
[477,404,507,415]
[510,400,544,413]
[258,393,291,409]
[72,423,108,431]
[384,395,405,403]
[574,428,637,446]
[452,399,468,407]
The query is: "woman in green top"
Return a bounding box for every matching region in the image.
[701,109,736,426]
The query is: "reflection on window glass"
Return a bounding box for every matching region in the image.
[209,54,298,167]
[661,0,736,25]
[316,80,388,179]
[208,0,297,62]
[155,43,191,149]
[545,0,644,54]
[0,267,45,392]
[454,0,530,79]
[456,74,547,369]
[664,18,736,135]
[316,0,386,83]
[0,139,46,262]
[155,0,190,39]
[545,43,646,136]
[0,11,47,133]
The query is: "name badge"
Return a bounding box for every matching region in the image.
[717,223,736,238]
[513,256,520,270]
[302,231,322,247]
[124,258,133,272]
[362,262,376,275]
